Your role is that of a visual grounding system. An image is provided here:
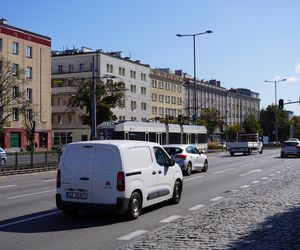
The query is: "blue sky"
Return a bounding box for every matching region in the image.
[3,0,300,114]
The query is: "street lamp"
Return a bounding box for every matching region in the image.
[176,30,213,123]
[265,78,287,146]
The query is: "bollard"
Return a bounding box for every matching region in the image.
[31,151,33,166]
[45,151,48,164]
[15,151,18,167]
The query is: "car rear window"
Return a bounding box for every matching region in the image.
[164,147,183,155]
[284,141,299,146]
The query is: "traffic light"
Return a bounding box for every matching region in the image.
[278,99,284,109]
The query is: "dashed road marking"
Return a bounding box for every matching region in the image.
[251,181,260,184]
[7,189,56,199]
[231,189,239,192]
[269,174,275,176]
[276,171,281,174]
[188,204,205,211]
[258,159,268,163]
[213,168,234,174]
[160,215,181,223]
[42,179,56,182]
[0,211,61,229]
[240,169,261,176]
[240,185,250,189]
[184,175,204,182]
[210,196,223,202]
[239,163,254,168]
[118,230,148,240]
[261,177,268,180]
[0,184,17,189]
[282,169,287,171]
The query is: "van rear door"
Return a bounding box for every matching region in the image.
[92,144,122,204]
[60,144,95,203]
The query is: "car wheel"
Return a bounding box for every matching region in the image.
[280,153,284,158]
[260,148,263,154]
[230,152,234,156]
[185,162,192,176]
[0,158,6,166]
[127,192,142,219]
[202,160,208,172]
[170,180,182,204]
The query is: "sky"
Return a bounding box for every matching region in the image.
[3,0,300,114]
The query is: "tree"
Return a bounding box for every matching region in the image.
[242,114,261,134]
[291,116,300,139]
[225,124,240,141]
[0,54,27,127]
[260,105,290,142]
[68,77,125,130]
[196,108,223,139]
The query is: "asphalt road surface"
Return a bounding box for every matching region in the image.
[0,148,293,250]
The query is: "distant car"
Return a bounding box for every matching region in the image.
[163,144,208,176]
[281,140,300,158]
[0,147,7,166]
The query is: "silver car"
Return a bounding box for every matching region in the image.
[0,147,7,166]
[281,140,300,158]
[163,144,208,176]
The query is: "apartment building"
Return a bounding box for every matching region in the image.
[0,19,51,150]
[51,48,150,147]
[149,68,184,120]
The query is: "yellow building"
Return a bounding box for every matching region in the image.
[0,19,51,151]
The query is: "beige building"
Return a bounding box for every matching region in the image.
[149,68,184,121]
[0,19,51,150]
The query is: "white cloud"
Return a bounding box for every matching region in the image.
[286,76,298,83]
[295,63,300,74]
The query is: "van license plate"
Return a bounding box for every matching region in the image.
[66,191,87,200]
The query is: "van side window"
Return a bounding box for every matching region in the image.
[154,147,169,166]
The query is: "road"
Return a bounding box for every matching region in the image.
[0,148,296,250]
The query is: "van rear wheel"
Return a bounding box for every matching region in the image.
[170,180,182,204]
[127,192,142,219]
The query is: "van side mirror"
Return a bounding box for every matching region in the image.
[199,150,204,155]
[168,158,175,167]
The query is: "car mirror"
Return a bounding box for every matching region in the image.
[168,158,175,167]
[199,150,204,155]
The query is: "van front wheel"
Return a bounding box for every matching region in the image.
[127,192,142,219]
[170,180,182,204]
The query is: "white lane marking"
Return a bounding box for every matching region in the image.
[269,174,275,176]
[258,159,268,163]
[42,179,56,182]
[0,184,17,189]
[287,167,290,169]
[239,163,254,168]
[240,169,261,177]
[184,175,204,182]
[251,181,260,184]
[213,168,234,174]
[188,204,205,211]
[282,169,287,171]
[210,196,223,202]
[118,230,148,240]
[0,211,61,229]
[160,215,181,223]
[261,177,268,180]
[276,171,281,174]
[232,189,239,192]
[240,185,250,189]
[7,189,56,199]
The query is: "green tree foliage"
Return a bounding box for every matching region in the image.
[197,108,223,138]
[260,105,290,142]
[291,116,300,139]
[242,114,262,134]
[225,124,241,141]
[68,78,125,127]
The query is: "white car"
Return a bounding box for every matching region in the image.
[163,144,208,176]
[0,147,7,166]
[281,140,300,158]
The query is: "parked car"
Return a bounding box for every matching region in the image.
[0,147,7,166]
[56,140,183,219]
[163,144,208,176]
[281,140,300,158]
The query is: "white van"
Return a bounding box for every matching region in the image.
[56,140,183,219]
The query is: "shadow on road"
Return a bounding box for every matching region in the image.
[228,205,300,249]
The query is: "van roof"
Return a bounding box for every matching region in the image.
[67,140,160,148]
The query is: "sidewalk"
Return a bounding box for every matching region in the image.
[120,166,300,249]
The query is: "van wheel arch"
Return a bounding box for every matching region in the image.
[127,190,143,220]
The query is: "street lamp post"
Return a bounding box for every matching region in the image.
[265,78,287,146]
[176,30,212,123]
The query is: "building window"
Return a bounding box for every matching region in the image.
[131,117,137,121]
[130,85,136,93]
[172,96,176,104]
[12,108,19,120]
[119,116,125,121]
[165,82,170,90]
[159,94,164,102]
[119,67,125,76]
[130,70,136,79]
[159,81,164,89]
[141,102,147,110]
[159,107,164,115]
[26,46,32,58]
[131,101,137,110]
[165,95,170,103]
[141,86,146,95]
[12,63,19,76]
[152,93,157,101]
[177,97,182,105]
[171,84,176,92]
[79,63,84,72]
[106,64,113,73]
[26,109,32,120]
[58,115,63,124]
[152,80,157,88]
[152,106,157,115]
[177,85,182,93]
[12,42,19,54]
[58,65,63,73]
[141,73,146,81]
[68,114,73,124]
[13,85,19,98]
[0,38,2,51]
[26,88,32,101]
[68,64,74,72]
[26,66,32,79]
[58,97,63,106]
